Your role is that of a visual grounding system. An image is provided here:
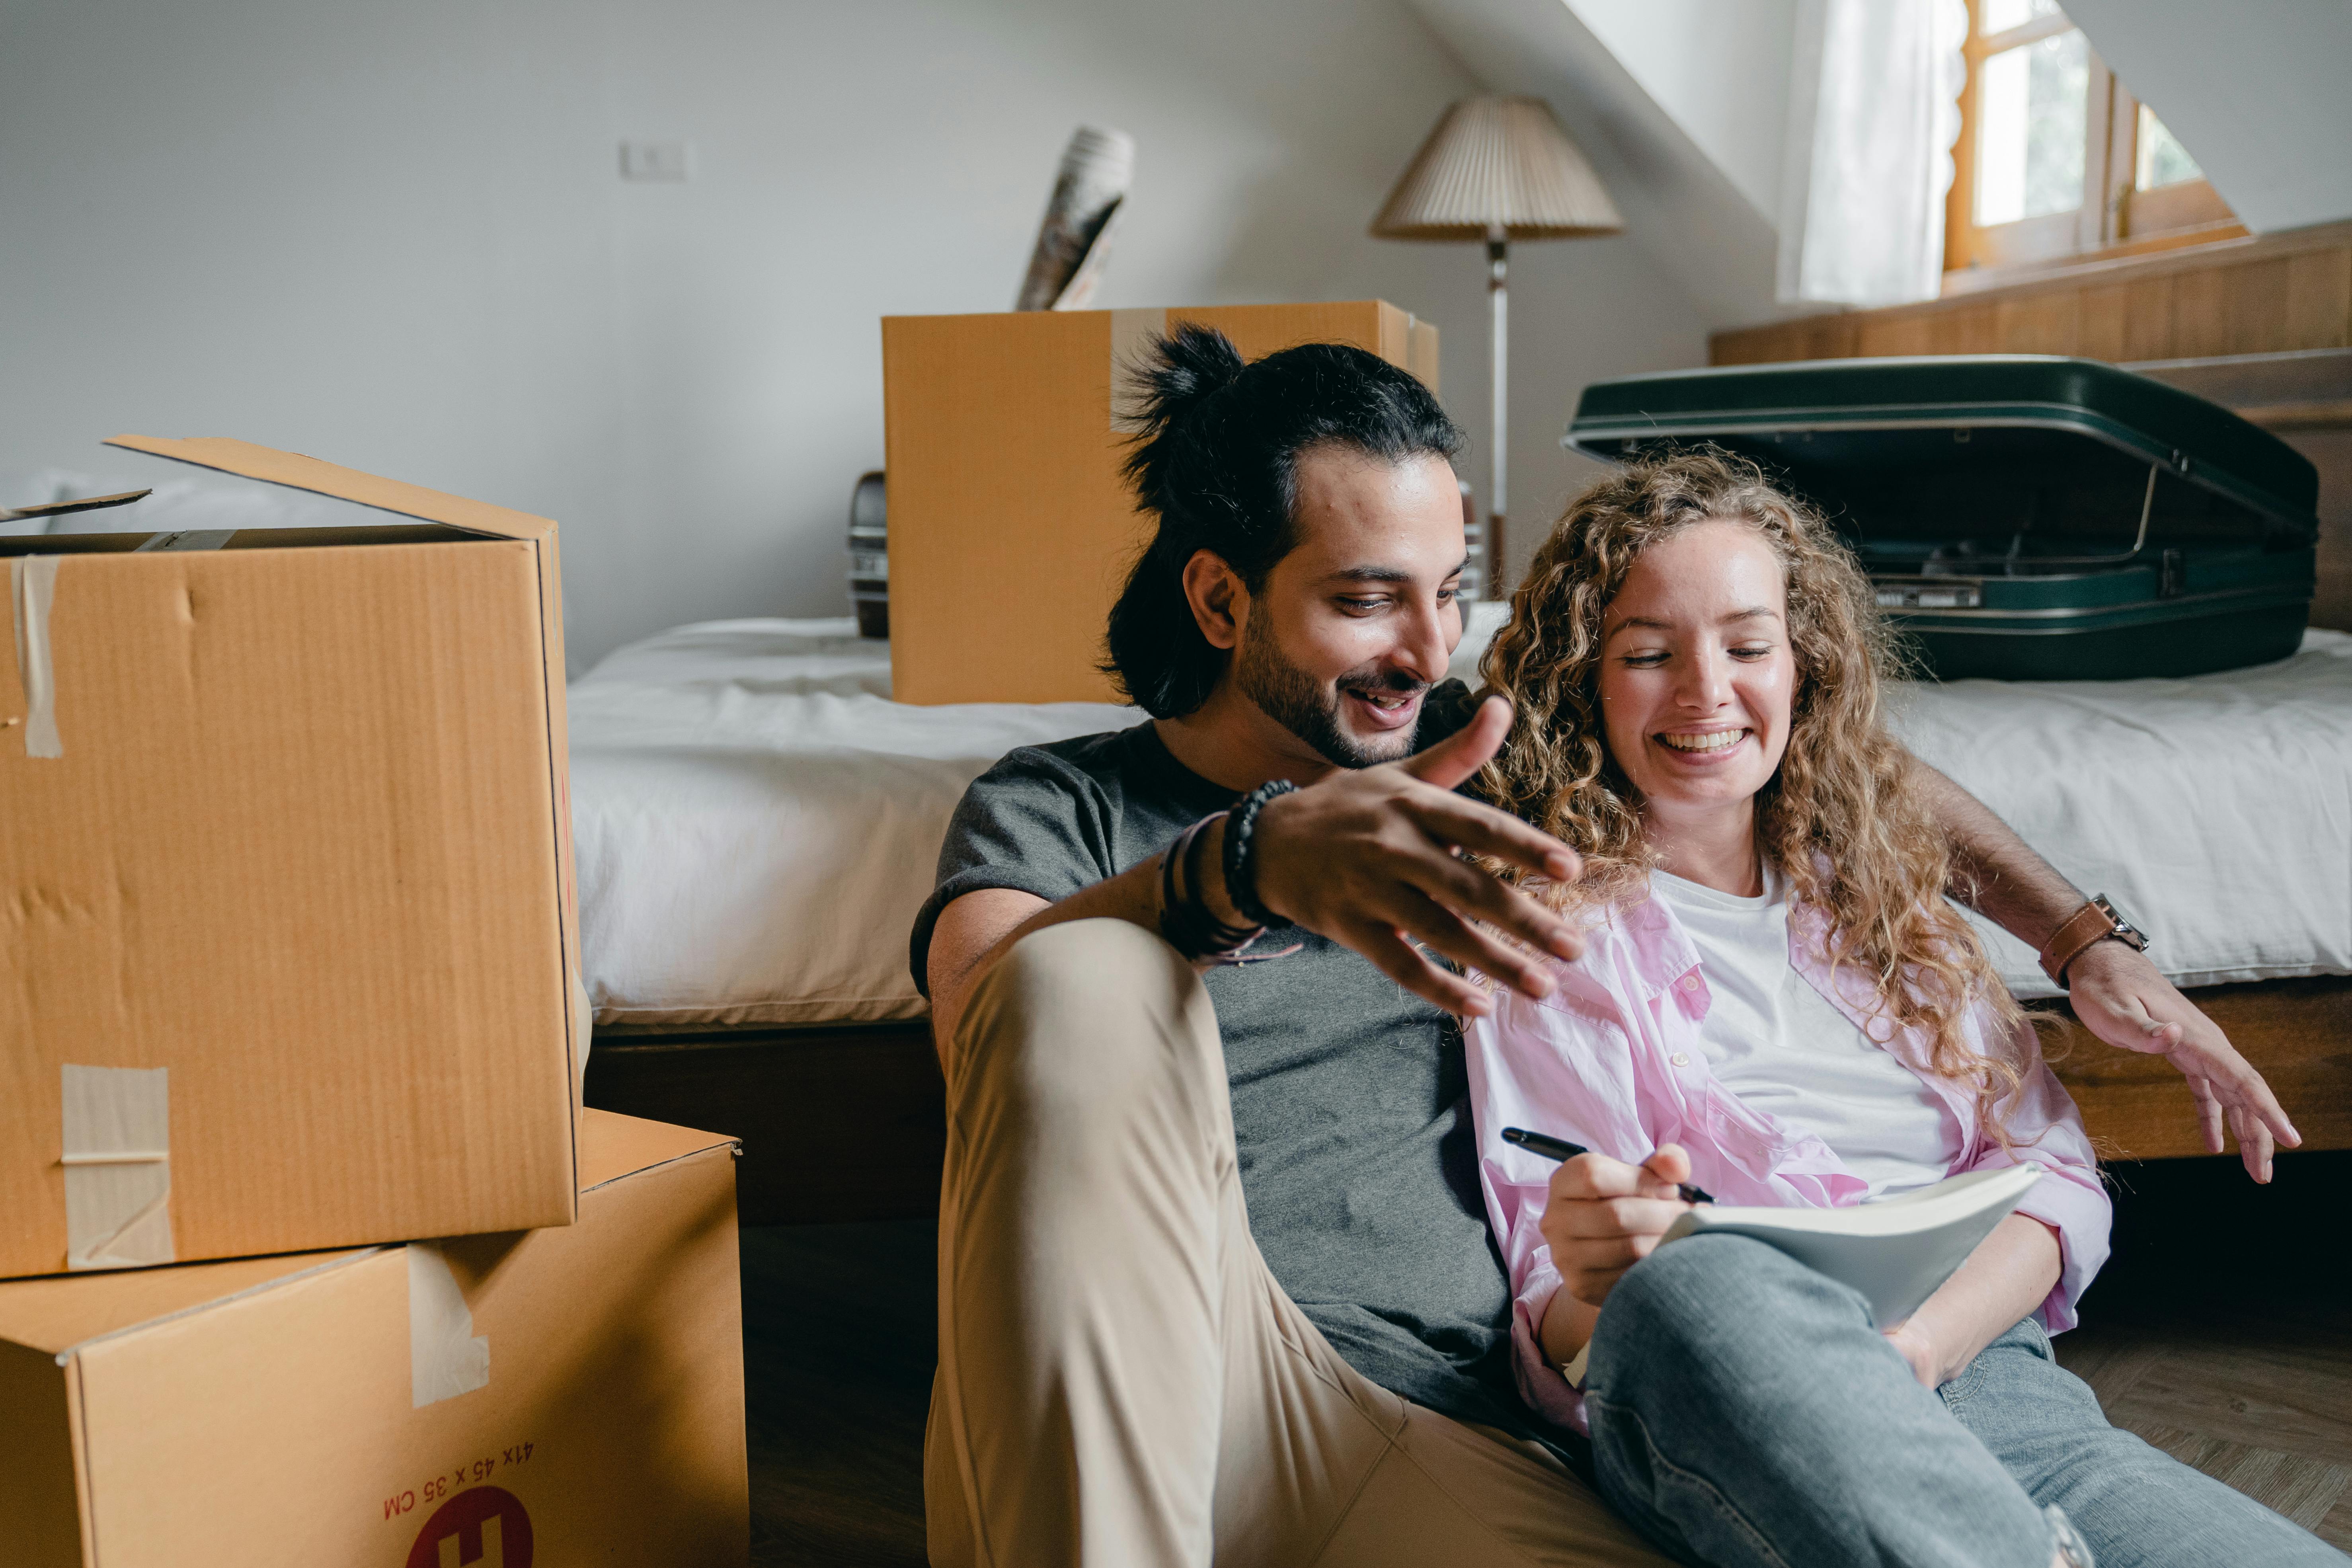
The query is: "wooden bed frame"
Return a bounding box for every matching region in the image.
[585,975,2352,1225]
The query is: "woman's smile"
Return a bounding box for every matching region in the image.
[1655,725,1751,760]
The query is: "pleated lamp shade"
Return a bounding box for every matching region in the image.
[1371,96,1623,240]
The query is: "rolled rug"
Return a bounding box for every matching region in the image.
[1014,124,1136,311]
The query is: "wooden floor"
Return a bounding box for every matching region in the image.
[743,1219,934,1566]
[2051,1151,2352,1549]
[740,1151,2352,1566]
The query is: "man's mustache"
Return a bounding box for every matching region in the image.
[1337,669,1431,698]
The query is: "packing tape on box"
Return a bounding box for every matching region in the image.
[60,1065,176,1270]
[10,555,61,759]
[409,1242,491,1406]
[1109,306,1168,433]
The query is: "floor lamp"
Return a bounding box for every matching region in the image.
[1372,97,1622,598]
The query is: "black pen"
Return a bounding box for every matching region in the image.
[1500,1126,1713,1205]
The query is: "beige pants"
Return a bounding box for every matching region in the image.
[925,919,1674,1568]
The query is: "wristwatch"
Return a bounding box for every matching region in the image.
[2036,894,2150,989]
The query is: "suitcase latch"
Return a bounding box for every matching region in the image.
[1874,581,1983,610]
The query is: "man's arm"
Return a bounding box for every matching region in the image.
[1914,761,2081,946]
[929,698,1586,1060]
[1914,761,2300,1181]
[928,873,1145,1054]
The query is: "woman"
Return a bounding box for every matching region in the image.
[1465,449,2343,1568]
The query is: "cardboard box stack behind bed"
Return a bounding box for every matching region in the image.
[883,300,1440,704]
[0,440,749,1568]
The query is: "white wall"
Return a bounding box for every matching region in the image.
[2063,0,2352,235]
[0,0,1709,669]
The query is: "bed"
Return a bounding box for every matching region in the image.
[574,610,2352,1221]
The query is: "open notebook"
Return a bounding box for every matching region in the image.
[1662,1164,2046,1326]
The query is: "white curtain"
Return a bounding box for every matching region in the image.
[1777,0,1969,308]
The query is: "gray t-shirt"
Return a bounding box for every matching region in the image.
[909,719,1525,1436]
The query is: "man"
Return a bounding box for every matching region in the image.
[909,326,2298,1567]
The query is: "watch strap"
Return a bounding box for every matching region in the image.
[2039,898,2121,989]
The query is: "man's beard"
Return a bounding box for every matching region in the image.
[1235,615,1428,769]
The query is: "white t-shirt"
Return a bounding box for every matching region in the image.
[1650,865,1963,1198]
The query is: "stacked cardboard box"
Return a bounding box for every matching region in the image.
[0,1110,746,1568]
[0,441,748,1566]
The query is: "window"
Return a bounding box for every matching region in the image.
[1946,0,2239,277]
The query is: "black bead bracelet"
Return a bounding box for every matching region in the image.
[1223,780,1296,928]
[1157,813,1261,960]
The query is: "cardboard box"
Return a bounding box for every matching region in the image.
[882,300,1440,705]
[0,1109,746,1568]
[0,439,586,1278]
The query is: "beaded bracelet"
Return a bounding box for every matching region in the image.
[1156,813,1262,960]
[1222,780,1297,928]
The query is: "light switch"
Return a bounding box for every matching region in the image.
[619,140,694,182]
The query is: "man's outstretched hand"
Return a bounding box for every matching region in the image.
[1248,696,1584,1016]
[2064,938,2301,1182]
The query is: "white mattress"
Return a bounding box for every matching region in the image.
[1886,629,2352,997]
[570,619,1141,1026]
[569,616,2352,1026]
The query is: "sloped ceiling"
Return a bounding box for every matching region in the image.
[1407,0,1792,328]
[1568,0,1796,224]
[2063,0,2352,234]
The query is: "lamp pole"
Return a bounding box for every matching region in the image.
[1486,226,1509,596]
[1369,98,1621,595]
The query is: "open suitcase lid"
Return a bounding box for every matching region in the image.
[1565,356,2320,548]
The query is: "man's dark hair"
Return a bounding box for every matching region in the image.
[1102,325,1465,719]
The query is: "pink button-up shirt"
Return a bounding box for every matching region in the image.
[1466,885,2110,1433]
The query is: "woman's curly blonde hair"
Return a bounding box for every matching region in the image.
[1474,445,2030,1140]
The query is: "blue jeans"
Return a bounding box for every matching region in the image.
[1583,1234,2346,1568]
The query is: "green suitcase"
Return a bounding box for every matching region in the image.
[1564,355,2320,680]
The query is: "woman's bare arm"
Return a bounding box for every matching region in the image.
[1537,1283,1604,1373]
[1882,1213,2061,1388]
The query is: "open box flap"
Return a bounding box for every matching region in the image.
[104,436,554,542]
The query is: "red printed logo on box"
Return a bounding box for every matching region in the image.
[407,1486,534,1568]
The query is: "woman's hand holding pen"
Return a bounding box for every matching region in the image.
[1540,1144,1699,1309]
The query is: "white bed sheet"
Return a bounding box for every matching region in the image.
[570,619,1141,1025]
[1886,629,2352,997]
[569,616,2352,1026]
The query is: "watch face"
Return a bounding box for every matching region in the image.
[2093,895,2149,951]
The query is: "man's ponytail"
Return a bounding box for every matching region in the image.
[1120,323,1247,526]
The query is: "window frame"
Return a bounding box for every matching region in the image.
[1944,0,2243,284]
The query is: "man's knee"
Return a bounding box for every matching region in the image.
[954,918,1223,1131]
